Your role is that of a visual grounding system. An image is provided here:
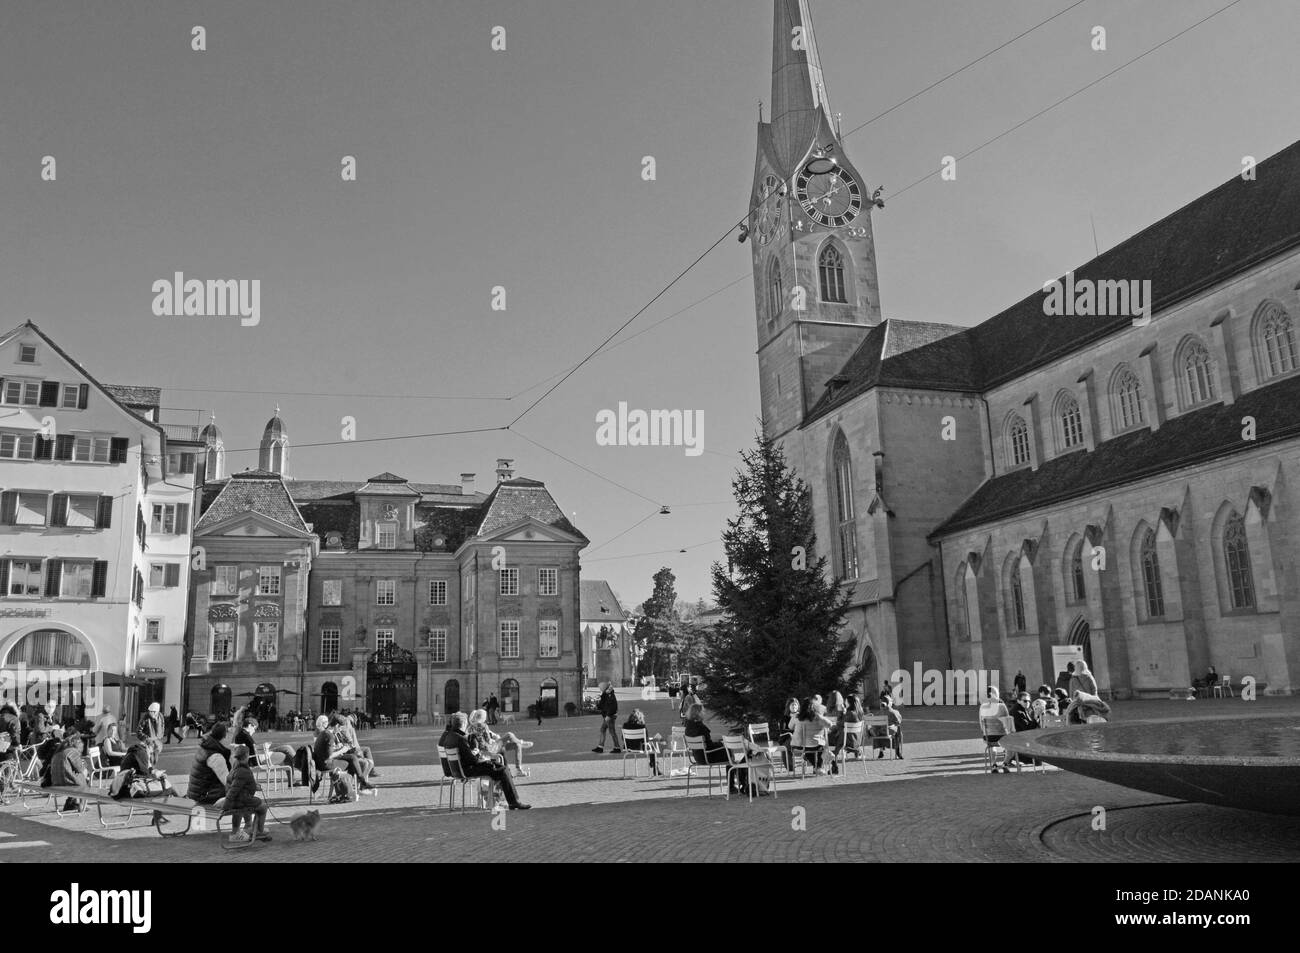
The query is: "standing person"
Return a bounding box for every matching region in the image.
[534,694,544,727]
[678,682,700,721]
[138,702,165,763]
[1054,663,1074,694]
[163,706,183,744]
[486,694,500,725]
[1069,659,1099,698]
[592,682,623,754]
[1013,671,1027,694]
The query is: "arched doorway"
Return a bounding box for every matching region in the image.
[444,679,460,714]
[367,645,417,721]
[539,678,558,718]
[210,684,231,717]
[500,678,520,714]
[320,682,339,714]
[1068,616,1094,669]
[2,627,95,718]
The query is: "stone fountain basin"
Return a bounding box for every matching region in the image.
[1000,713,1300,816]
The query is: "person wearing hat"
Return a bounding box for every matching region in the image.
[138,702,165,762]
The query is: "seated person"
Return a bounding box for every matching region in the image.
[1205,666,1219,687]
[622,709,661,776]
[683,704,729,765]
[776,697,800,771]
[1066,690,1111,723]
[47,729,88,811]
[233,718,261,766]
[330,712,380,778]
[467,709,533,777]
[979,687,1012,773]
[874,692,904,759]
[1010,691,1037,733]
[791,698,834,774]
[312,716,375,792]
[100,724,129,767]
[224,749,270,843]
[187,723,233,805]
[438,713,530,810]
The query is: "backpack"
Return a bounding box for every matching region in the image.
[328,768,356,803]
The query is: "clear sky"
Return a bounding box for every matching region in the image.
[1,0,1295,608]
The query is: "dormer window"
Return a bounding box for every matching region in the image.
[18,344,36,364]
[376,522,397,550]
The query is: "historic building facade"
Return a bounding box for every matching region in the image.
[580,579,633,688]
[186,429,588,722]
[0,322,202,721]
[750,0,1298,697]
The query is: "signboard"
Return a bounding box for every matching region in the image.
[1050,645,1085,687]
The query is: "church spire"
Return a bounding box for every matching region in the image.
[770,0,831,175]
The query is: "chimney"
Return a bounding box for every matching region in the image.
[495,459,515,483]
[460,472,475,493]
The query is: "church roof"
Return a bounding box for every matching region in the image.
[580,580,627,621]
[263,415,287,439]
[194,469,309,533]
[476,477,588,541]
[808,139,1300,422]
[930,372,1300,538]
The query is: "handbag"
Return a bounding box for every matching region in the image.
[130,775,169,798]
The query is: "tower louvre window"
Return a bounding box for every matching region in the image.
[766,258,783,325]
[818,244,847,303]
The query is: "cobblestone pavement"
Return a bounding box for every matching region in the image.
[4,698,1295,863]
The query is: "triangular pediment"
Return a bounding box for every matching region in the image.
[478,516,584,545]
[195,509,317,540]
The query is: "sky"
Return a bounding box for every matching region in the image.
[1,0,1296,608]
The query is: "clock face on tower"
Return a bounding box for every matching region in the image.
[794,166,862,228]
[753,174,783,245]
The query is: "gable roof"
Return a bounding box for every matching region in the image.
[809,139,1300,422]
[580,580,627,621]
[476,478,588,542]
[930,373,1300,538]
[195,469,309,533]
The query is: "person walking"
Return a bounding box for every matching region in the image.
[592,682,623,753]
[486,694,500,725]
[534,695,544,727]
[164,706,183,744]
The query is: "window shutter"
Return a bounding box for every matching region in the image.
[109,437,128,463]
[77,383,89,410]
[176,503,190,533]
[38,381,59,407]
[50,494,69,527]
[91,561,108,597]
[54,434,74,460]
[45,560,62,598]
[0,492,15,525]
[96,495,113,529]
[0,561,8,595]
[165,563,180,587]
[34,436,53,460]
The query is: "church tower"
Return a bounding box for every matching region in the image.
[752,0,882,440]
[259,409,289,477]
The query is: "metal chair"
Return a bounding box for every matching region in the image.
[256,742,293,793]
[747,723,791,776]
[441,747,495,813]
[86,748,117,788]
[1213,674,1233,698]
[722,736,775,802]
[831,721,867,779]
[864,714,896,760]
[621,728,654,779]
[684,737,727,797]
[980,715,1018,773]
[664,725,689,777]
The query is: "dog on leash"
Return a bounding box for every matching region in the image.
[289,810,322,841]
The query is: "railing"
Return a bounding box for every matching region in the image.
[160,422,202,442]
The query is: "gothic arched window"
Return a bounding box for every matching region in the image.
[1056,392,1084,450]
[1111,364,1145,432]
[1178,336,1216,407]
[1009,562,1026,632]
[1069,537,1086,603]
[1140,528,1165,618]
[831,432,858,579]
[766,258,783,325]
[1255,301,1298,379]
[1006,414,1030,467]
[818,244,847,303]
[1223,511,1255,609]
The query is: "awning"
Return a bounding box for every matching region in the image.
[96,672,149,688]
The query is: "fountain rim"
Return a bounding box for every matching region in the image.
[1000,712,1300,768]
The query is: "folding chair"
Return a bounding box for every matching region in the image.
[832,721,867,779]
[980,715,1018,773]
[621,728,653,779]
[722,736,775,802]
[1213,673,1233,698]
[256,742,293,793]
[86,748,117,788]
[684,737,727,797]
[747,723,790,776]
[664,725,689,777]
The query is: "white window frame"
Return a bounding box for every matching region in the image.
[538,619,559,658]
[70,435,111,464]
[320,627,340,665]
[499,567,519,596]
[2,380,39,406]
[376,579,396,606]
[60,560,94,598]
[210,621,235,662]
[151,503,179,534]
[376,521,397,550]
[213,565,239,596]
[5,559,44,598]
[0,433,35,460]
[145,618,163,643]
[428,627,447,662]
[498,620,520,658]
[538,568,558,597]
[375,627,395,650]
[16,492,49,526]
[428,579,447,605]
[255,621,279,661]
[148,562,180,588]
[257,565,281,596]
[66,494,98,529]
[60,384,79,409]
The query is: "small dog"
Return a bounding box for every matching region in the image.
[499,712,516,728]
[288,810,321,842]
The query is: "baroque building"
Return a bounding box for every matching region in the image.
[751,0,1298,697]
[185,428,589,721]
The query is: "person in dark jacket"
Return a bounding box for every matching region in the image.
[0,703,20,761]
[47,732,87,812]
[438,713,529,809]
[164,706,183,744]
[233,718,261,766]
[591,682,622,753]
[187,723,232,805]
[224,749,270,842]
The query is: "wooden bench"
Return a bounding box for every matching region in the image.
[16,782,241,837]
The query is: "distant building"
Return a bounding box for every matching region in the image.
[580,580,632,687]
[0,321,201,723]
[185,427,589,721]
